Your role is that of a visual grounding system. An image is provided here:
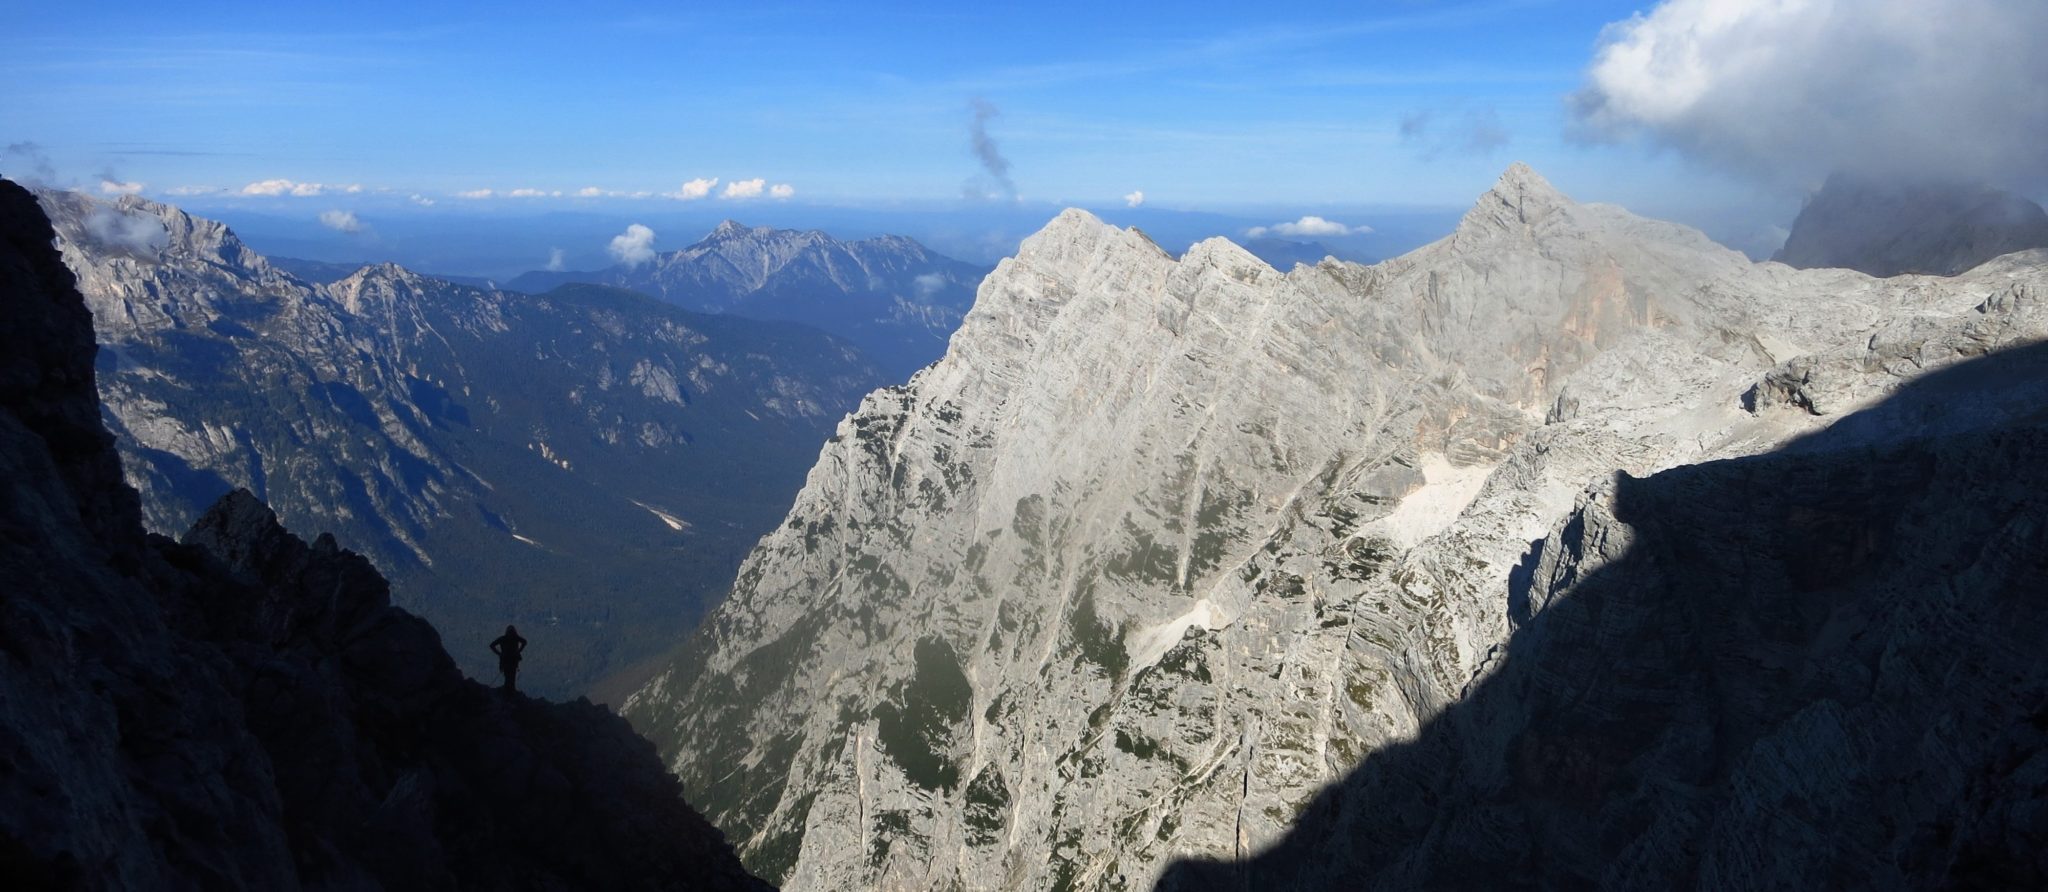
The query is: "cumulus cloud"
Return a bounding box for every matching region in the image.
[963,98,1016,201]
[721,178,766,199]
[577,186,605,197]
[408,193,436,206]
[1124,190,1145,208]
[98,178,145,196]
[1244,216,1370,239]
[240,178,350,197]
[546,247,567,271]
[769,183,795,199]
[84,208,167,253]
[3,142,57,186]
[608,223,657,266]
[318,209,362,233]
[1399,106,1510,159]
[1572,0,2048,189]
[670,177,718,200]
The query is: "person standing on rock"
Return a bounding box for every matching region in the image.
[490,625,527,693]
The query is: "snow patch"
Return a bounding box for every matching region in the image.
[511,533,541,547]
[1128,598,1221,671]
[1358,454,1492,548]
[632,499,691,532]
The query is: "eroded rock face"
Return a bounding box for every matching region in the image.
[38,188,883,695]
[625,164,2048,889]
[0,177,769,891]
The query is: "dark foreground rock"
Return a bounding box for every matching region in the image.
[0,175,772,889]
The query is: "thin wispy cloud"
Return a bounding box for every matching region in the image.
[2,143,58,186]
[546,247,567,271]
[963,98,1016,202]
[98,178,146,196]
[1398,105,1510,160]
[241,178,356,197]
[456,189,494,199]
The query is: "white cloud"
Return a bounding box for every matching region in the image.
[1244,215,1368,239]
[546,247,567,271]
[670,177,718,200]
[318,209,363,233]
[607,223,657,266]
[241,178,329,197]
[1572,0,2048,188]
[456,189,494,199]
[84,208,167,253]
[343,184,364,194]
[98,179,145,196]
[1124,189,1145,208]
[913,272,946,298]
[577,186,605,197]
[507,188,548,198]
[769,183,795,199]
[720,178,766,200]
[165,185,213,196]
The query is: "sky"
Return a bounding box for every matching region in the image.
[8,0,2045,274]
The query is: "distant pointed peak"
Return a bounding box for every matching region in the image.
[1454,163,1575,239]
[1489,162,1567,207]
[710,219,752,236]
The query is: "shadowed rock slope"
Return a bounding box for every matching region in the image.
[1774,173,2048,277]
[0,176,771,890]
[1158,343,2048,889]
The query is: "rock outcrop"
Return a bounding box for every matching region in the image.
[0,176,770,890]
[626,163,2048,889]
[40,188,883,695]
[1773,173,2048,277]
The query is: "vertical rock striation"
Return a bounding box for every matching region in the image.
[627,164,2048,889]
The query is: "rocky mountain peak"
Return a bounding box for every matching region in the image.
[1773,172,2048,277]
[1452,161,1576,241]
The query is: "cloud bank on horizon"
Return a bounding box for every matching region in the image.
[1573,0,2048,190]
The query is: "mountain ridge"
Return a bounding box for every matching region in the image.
[625,163,2048,889]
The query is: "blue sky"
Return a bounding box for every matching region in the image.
[5,1,1737,207]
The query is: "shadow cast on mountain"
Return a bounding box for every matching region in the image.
[1159,341,2048,889]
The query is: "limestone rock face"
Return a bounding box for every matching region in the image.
[0,177,770,891]
[39,188,883,694]
[1773,173,2048,277]
[626,164,2048,889]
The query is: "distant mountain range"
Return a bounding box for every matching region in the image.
[267,253,502,290]
[39,188,885,696]
[507,221,991,379]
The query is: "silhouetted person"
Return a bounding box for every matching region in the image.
[490,625,527,693]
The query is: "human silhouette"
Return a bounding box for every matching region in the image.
[490,625,527,693]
